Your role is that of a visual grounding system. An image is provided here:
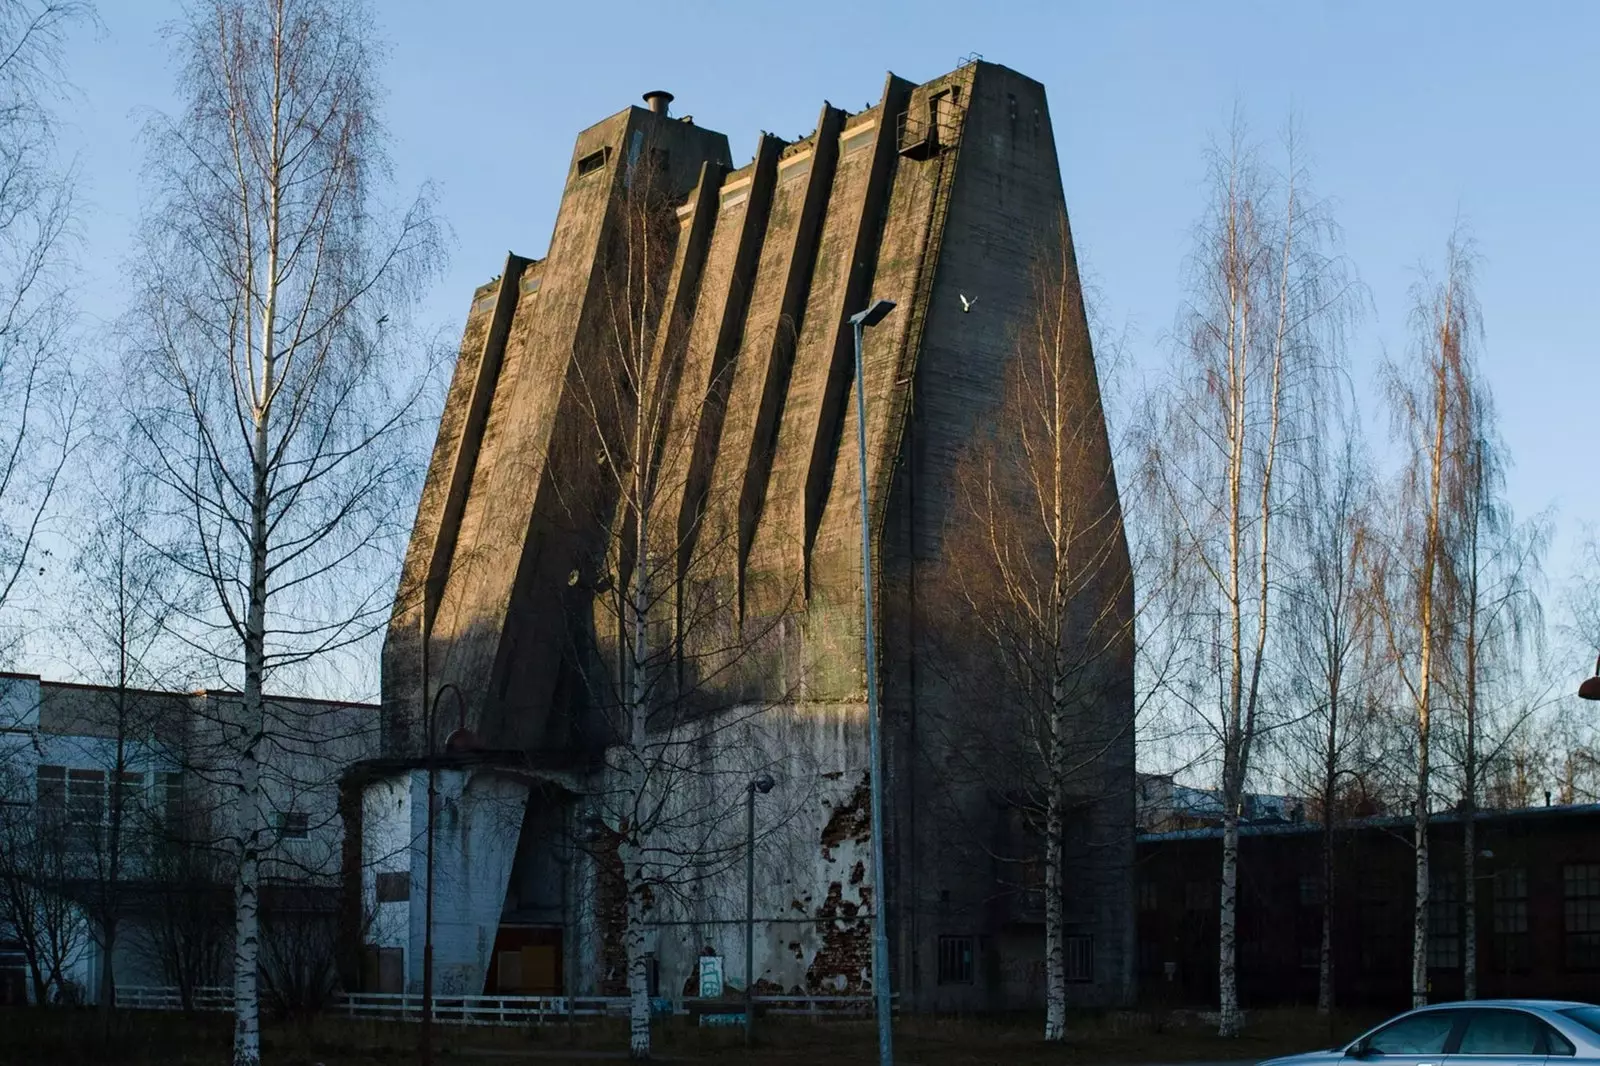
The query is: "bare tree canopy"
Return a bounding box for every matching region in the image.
[0,0,93,648]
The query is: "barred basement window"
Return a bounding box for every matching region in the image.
[1065,935,1093,983]
[937,935,974,985]
[1565,864,1600,970]
[375,871,409,903]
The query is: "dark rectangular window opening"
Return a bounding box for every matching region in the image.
[1493,867,1531,973]
[577,148,609,177]
[937,935,974,985]
[376,871,410,903]
[1565,864,1600,970]
[1065,934,1094,983]
[1427,869,1461,970]
[276,810,310,841]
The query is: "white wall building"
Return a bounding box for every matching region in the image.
[0,671,379,1005]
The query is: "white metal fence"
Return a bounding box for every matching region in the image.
[116,985,233,1011]
[111,987,886,1025]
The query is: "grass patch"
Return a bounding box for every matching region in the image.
[0,1004,1390,1064]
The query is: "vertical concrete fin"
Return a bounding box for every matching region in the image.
[425,252,531,634]
[734,104,845,608]
[644,159,723,570]
[674,136,782,571]
[799,74,915,593]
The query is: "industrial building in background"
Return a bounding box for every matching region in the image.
[349,59,1136,1012]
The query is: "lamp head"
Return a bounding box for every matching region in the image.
[1582,654,1600,701]
[849,299,896,328]
[752,772,776,795]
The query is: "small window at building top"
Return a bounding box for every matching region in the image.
[577,149,608,177]
[937,935,974,985]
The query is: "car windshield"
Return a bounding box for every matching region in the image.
[1560,1007,1600,1037]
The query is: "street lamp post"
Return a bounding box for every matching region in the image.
[745,772,775,1045]
[849,298,895,1066]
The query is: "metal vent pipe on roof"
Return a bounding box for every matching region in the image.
[643,90,673,115]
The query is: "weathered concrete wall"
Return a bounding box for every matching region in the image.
[362,775,411,958]
[404,769,528,995]
[558,702,876,1001]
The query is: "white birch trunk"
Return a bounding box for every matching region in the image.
[624,852,651,1059]
[1218,808,1241,1035]
[625,459,653,1060]
[1463,810,1476,999]
[1043,784,1066,1040]
[233,129,279,1066]
[1317,814,1334,1015]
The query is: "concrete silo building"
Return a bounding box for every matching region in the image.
[346,59,1135,1013]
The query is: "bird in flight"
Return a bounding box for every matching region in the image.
[958,293,977,313]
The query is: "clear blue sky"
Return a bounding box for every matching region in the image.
[60,1,1599,602]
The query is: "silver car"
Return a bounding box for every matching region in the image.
[1261,1001,1600,1066]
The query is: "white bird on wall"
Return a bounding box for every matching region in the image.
[958,293,977,313]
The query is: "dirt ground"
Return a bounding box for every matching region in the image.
[0,1005,1386,1065]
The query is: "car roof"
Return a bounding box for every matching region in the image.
[1419,1000,1592,1011]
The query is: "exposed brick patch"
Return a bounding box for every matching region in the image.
[819,772,871,861]
[804,881,871,993]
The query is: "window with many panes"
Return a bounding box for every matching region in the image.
[1299,874,1323,907]
[1427,869,1461,969]
[35,765,65,821]
[937,935,974,985]
[1564,864,1600,970]
[160,772,185,836]
[1492,868,1530,973]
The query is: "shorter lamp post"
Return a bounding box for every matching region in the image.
[421,682,466,1066]
[744,772,775,1044]
[1580,654,1600,701]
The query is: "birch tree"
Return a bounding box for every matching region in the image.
[1370,233,1478,1009]
[1280,415,1377,1015]
[1437,418,1546,1000]
[1143,120,1352,1036]
[923,212,1137,1040]
[127,4,440,1062]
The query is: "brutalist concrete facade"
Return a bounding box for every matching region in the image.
[372,60,1135,1011]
